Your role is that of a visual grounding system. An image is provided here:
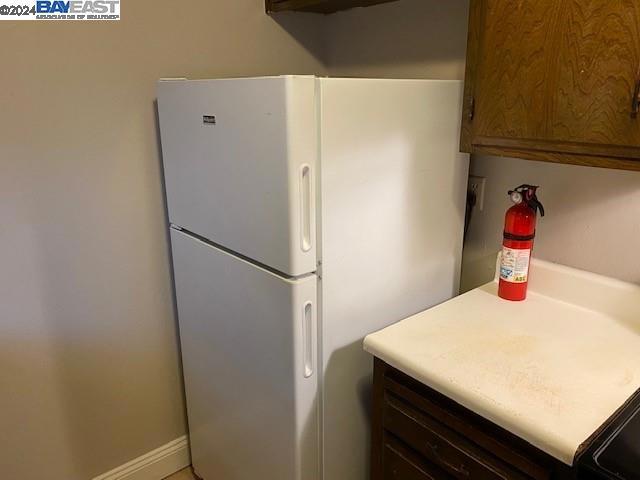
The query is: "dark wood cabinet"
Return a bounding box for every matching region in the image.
[461,0,640,171]
[266,0,399,14]
[371,358,575,480]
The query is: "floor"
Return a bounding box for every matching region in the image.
[164,467,197,480]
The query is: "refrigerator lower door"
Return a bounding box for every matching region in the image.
[170,227,319,480]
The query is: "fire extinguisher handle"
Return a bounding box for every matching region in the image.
[531,198,545,217]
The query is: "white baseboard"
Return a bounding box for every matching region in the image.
[92,436,191,480]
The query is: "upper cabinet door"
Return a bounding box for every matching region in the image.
[552,1,640,148]
[461,0,640,171]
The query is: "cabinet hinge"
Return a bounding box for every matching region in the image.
[468,97,475,122]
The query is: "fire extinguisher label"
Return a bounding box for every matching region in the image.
[500,247,530,283]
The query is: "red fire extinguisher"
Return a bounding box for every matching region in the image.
[498,185,545,301]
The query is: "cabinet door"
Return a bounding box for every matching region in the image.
[551,1,640,149]
[462,0,640,170]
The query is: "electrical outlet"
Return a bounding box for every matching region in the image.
[468,175,487,211]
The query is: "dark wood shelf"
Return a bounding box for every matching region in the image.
[266,0,399,14]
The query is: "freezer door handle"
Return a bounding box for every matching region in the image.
[302,301,314,378]
[300,165,312,253]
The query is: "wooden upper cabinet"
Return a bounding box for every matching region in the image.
[461,0,640,170]
[266,0,399,14]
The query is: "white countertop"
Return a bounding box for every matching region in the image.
[364,257,640,465]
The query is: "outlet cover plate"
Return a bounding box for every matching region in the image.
[468,175,487,211]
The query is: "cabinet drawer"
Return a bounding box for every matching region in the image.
[383,433,452,480]
[384,393,526,480]
[383,373,554,480]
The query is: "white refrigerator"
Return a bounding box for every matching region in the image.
[157,76,469,480]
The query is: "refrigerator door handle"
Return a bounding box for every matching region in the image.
[302,301,314,378]
[300,165,312,253]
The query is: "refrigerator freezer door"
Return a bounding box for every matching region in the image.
[170,227,319,480]
[158,77,317,277]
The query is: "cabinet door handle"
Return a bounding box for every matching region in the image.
[632,70,640,118]
[425,441,470,477]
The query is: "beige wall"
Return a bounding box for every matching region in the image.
[0,2,325,479]
[325,0,469,79]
